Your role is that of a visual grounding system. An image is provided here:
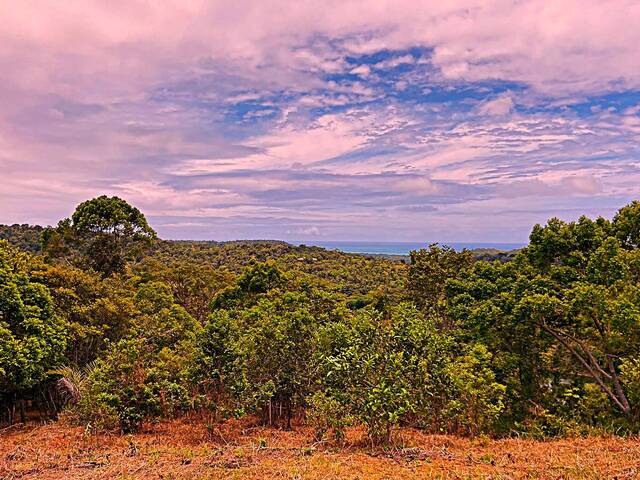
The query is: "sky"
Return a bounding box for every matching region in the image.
[1,1,640,242]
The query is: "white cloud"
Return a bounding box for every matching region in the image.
[477,94,514,116]
[350,64,371,77]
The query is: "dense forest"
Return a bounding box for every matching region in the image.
[2,196,640,444]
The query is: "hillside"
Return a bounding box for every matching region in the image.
[2,197,640,477]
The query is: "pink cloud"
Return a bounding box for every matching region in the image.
[477,94,514,116]
[3,1,640,98]
[2,1,640,241]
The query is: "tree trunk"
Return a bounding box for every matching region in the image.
[607,355,631,415]
[538,321,632,416]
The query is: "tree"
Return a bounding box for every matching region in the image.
[408,244,474,329]
[0,224,43,252]
[210,260,284,310]
[446,205,640,424]
[0,241,68,424]
[613,201,640,249]
[313,304,497,443]
[133,258,234,324]
[520,284,640,418]
[43,196,156,275]
[32,264,136,366]
[445,259,552,424]
[315,306,415,444]
[216,291,317,429]
[444,344,506,436]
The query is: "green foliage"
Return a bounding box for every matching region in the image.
[446,202,640,429]
[77,338,193,432]
[132,281,201,348]
[4,197,640,441]
[0,224,43,252]
[613,200,640,248]
[76,288,199,432]
[443,344,505,436]
[620,358,640,422]
[32,264,136,365]
[71,196,155,238]
[306,391,352,442]
[314,304,493,443]
[133,258,234,323]
[202,267,319,427]
[43,196,156,276]
[408,244,474,328]
[315,307,412,444]
[0,241,68,409]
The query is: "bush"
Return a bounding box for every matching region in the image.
[77,338,194,432]
[306,391,352,443]
[74,282,200,432]
[202,291,319,428]
[621,358,640,423]
[444,344,506,436]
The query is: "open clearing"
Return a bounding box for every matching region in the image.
[1,420,639,479]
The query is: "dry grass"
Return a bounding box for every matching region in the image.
[1,418,639,479]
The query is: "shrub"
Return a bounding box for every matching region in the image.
[306,391,352,443]
[74,281,200,432]
[316,305,446,444]
[444,344,506,436]
[77,338,193,432]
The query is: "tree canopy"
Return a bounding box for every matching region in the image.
[42,196,156,275]
[3,197,640,441]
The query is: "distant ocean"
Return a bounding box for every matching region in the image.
[294,241,524,256]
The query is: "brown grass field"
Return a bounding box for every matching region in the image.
[1,418,639,479]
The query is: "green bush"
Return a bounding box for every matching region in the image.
[77,338,194,432]
[75,281,200,432]
[443,344,506,436]
[202,289,319,428]
[306,391,352,443]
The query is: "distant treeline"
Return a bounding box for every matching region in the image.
[0,224,44,252]
[2,196,640,444]
[0,223,516,264]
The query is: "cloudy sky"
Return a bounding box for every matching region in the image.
[2,1,640,242]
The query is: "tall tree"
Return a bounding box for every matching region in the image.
[408,244,474,329]
[43,196,156,275]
